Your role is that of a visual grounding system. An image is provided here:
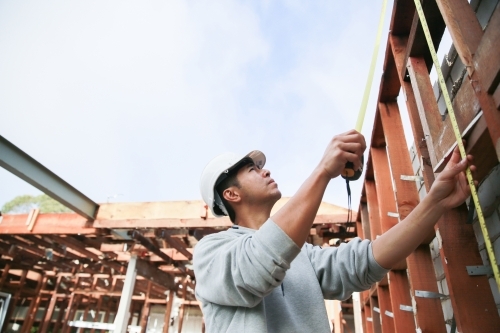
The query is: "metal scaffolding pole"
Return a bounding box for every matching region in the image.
[114,255,137,333]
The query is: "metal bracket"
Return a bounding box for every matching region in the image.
[373,306,380,313]
[415,290,448,299]
[399,304,413,312]
[385,310,394,317]
[466,265,497,276]
[400,175,424,182]
[366,317,373,322]
[387,212,399,218]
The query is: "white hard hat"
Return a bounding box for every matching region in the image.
[200,150,266,217]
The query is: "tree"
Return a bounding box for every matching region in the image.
[1,194,72,214]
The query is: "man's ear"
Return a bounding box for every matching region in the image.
[223,187,241,204]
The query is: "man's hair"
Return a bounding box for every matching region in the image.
[214,158,253,223]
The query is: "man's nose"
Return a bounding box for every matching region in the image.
[261,168,271,177]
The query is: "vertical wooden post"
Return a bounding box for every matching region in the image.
[364,302,374,333]
[177,304,185,333]
[0,263,11,289]
[21,276,48,333]
[369,296,381,333]
[62,294,82,333]
[379,101,447,332]
[163,290,175,333]
[376,284,394,333]
[1,269,27,332]
[103,297,112,324]
[140,281,152,333]
[40,275,62,333]
[365,176,415,332]
[52,298,68,333]
[89,295,104,333]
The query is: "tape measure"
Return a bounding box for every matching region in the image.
[414,0,500,291]
[341,0,388,181]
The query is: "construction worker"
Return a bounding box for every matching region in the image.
[194,130,475,333]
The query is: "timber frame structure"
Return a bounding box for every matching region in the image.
[0,197,355,332]
[354,0,500,332]
[1,0,500,332]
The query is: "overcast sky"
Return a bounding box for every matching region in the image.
[1,0,419,212]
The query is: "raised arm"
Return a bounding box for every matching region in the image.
[372,146,476,269]
[272,129,366,247]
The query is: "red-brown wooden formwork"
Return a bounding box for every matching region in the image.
[356,0,500,332]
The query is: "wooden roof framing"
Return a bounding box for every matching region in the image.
[356,0,500,332]
[0,198,355,331]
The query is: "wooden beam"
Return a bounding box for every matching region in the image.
[135,259,175,290]
[1,269,27,332]
[156,230,193,260]
[359,203,371,241]
[40,275,63,333]
[94,213,351,229]
[370,146,414,331]
[0,213,96,234]
[49,235,125,274]
[379,101,446,331]
[404,0,446,78]
[21,276,48,332]
[376,285,394,333]
[52,299,68,333]
[163,290,175,333]
[369,296,381,333]
[139,281,152,333]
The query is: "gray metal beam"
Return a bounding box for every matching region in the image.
[0,135,98,220]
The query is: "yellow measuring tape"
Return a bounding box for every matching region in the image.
[355,0,388,132]
[414,0,500,291]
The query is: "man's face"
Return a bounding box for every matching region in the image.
[235,162,282,205]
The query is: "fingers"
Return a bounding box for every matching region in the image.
[333,131,366,151]
[338,142,364,156]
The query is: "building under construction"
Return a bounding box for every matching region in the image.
[0,0,499,332]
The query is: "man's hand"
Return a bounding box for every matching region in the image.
[319,129,366,179]
[371,143,477,270]
[428,145,477,211]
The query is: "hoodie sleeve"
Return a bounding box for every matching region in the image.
[304,238,389,300]
[193,219,301,308]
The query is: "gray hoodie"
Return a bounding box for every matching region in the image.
[193,219,388,333]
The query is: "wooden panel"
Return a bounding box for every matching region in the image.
[379,100,446,331]
[390,11,500,331]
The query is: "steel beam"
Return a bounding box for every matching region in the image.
[0,135,98,220]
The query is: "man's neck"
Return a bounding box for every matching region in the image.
[234,203,274,230]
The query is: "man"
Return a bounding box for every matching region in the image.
[193,130,475,333]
